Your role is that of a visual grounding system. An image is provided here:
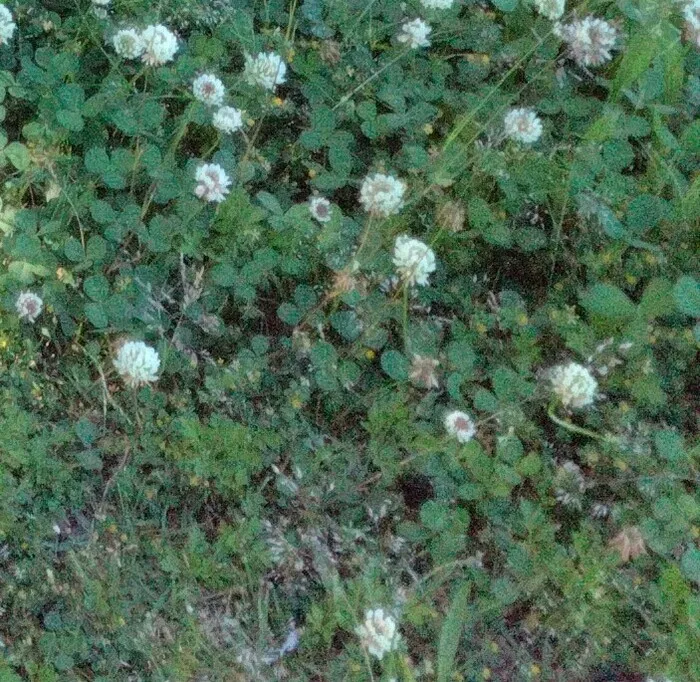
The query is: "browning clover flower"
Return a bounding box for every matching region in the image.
[194,163,232,203]
[309,196,332,223]
[16,291,44,323]
[192,74,225,106]
[444,410,476,443]
[409,354,440,389]
[549,361,598,409]
[113,341,160,388]
[557,16,618,67]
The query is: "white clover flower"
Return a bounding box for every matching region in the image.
[393,235,436,287]
[0,5,16,46]
[92,0,111,5]
[420,0,454,8]
[212,106,243,134]
[192,74,225,106]
[194,163,232,203]
[141,24,179,66]
[444,410,476,443]
[397,18,432,49]
[15,291,43,323]
[532,0,565,20]
[684,0,700,48]
[359,173,406,217]
[550,361,598,409]
[309,196,332,223]
[558,16,618,67]
[355,608,399,661]
[243,52,287,91]
[91,0,110,18]
[113,341,160,388]
[504,108,543,144]
[112,29,145,59]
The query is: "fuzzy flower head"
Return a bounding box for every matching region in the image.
[409,354,440,389]
[444,410,476,443]
[558,16,618,67]
[141,24,179,66]
[15,291,43,323]
[113,341,160,388]
[397,18,432,49]
[420,0,454,8]
[0,5,16,45]
[532,0,565,20]
[550,361,598,409]
[194,163,232,203]
[504,108,543,144]
[393,235,436,287]
[355,608,399,660]
[309,196,332,223]
[112,28,145,59]
[554,460,586,509]
[192,74,225,106]
[212,106,243,134]
[244,52,287,91]
[359,173,406,217]
[684,1,700,48]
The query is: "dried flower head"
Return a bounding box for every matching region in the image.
[409,354,440,389]
[16,291,44,323]
[504,108,543,144]
[549,361,598,409]
[141,24,179,66]
[112,28,145,59]
[359,173,406,217]
[212,105,243,134]
[397,18,432,49]
[0,5,16,45]
[393,235,436,286]
[436,200,466,232]
[319,40,341,64]
[609,526,646,563]
[194,163,232,203]
[444,410,476,443]
[192,74,225,106]
[355,608,399,660]
[557,16,618,67]
[553,460,586,509]
[244,52,287,91]
[309,196,332,223]
[113,341,160,388]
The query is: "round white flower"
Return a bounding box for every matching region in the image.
[397,18,432,49]
[504,108,543,144]
[420,0,454,8]
[194,163,232,203]
[684,0,700,48]
[141,24,179,66]
[212,106,243,134]
[550,362,598,409]
[92,0,111,5]
[392,235,436,287]
[309,196,332,223]
[16,291,43,323]
[114,341,160,388]
[0,5,16,46]
[359,173,406,217]
[112,29,145,59]
[243,52,287,91]
[532,0,565,20]
[558,16,618,67]
[355,608,399,661]
[192,74,225,107]
[444,410,476,443]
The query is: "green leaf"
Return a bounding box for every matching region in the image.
[437,582,472,682]
[612,27,664,99]
[673,276,700,316]
[64,237,85,262]
[85,302,108,328]
[580,283,636,320]
[380,350,410,381]
[83,274,109,302]
[681,548,700,584]
[4,142,30,171]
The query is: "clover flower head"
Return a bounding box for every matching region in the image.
[532,0,565,20]
[193,74,225,106]
[141,24,179,66]
[558,16,618,67]
[550,361,598,409]
[244,52,287,91]
[444,410,476,443]
[194,163,232,203]
[309,196,332,223]
[397,18,432,49]
[420,0,454,8]
[112,28,145,59]
[392,235,436,286]
[113,341,160,388]
[0,5,16,46]
[359,173,406,217]
[212,106,243,134]
[16,291,44,323]
[409,354,440,389]
[355,608,399,660]
[504,108,543,144]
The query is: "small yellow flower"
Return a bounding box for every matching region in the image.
[488,641,499,653]
[290,395,303,409]
[272,96,284,107]
[614,459,628,472]
[530,664,541,676]
[482,667,492,680]
[625,273,637,285]
[423,123,433,135]
[308,168,317,178]
[619,401,630,413]
[644,253,656,265]
[602,252,613,264]
[475,322,488,334]
[517,313,528,326]
[365,349,376,360]
[189,475,201,486]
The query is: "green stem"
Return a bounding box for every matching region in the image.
[402,282,409,349]
[547,403,612,443]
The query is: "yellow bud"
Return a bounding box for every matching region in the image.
[625,273,638,285]
[619,401,630,413]
[365,349,376,360]
[614,459,628,472]
[308,168,317,178]
[475,322,488,334]
[517,313,528,326]
[423,123,434,135]
[602,252,613,264]
[482,668,492,680]
[290,396,303,409]
[272,97,284,107]
[530,664,541,676]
